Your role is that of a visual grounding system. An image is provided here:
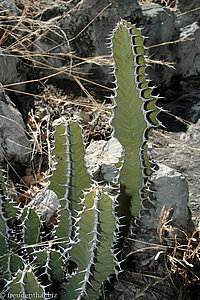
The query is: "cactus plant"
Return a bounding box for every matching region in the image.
[48,121,120,299]
[110,20,160,220]
[0,19,159,299]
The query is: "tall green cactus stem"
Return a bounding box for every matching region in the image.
[87,188,120,299]
[66,186,119,299]
[110,20,160,218]
[49,120,120,299]
[49,120,91,248]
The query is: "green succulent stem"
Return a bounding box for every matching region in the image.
[111,20,159,217]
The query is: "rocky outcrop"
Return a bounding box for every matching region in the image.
[31,0,200,95]
[1,0,200,98]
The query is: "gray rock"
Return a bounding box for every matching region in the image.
[1,0,199,94]
[55,1,198,91]
[174,22,200,79]
[150,125,200,221]
[139,4,176,89]
[150,163,189,230]
[33,188,59,221]
[85,138,190,230]
[85,137,123,183]
[0,0,21,16]
[0,48,26,92]
[187,119,200,146]
[0,86,31,166]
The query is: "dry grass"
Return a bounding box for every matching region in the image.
[127,207,200,296]
[0,1,113,96]
[156,207,200,287]
[0,0,180,97]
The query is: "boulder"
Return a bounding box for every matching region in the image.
[85,137,123,183]
[129,163,190,291]
[0,85,31,167]
[139,3,176,90]
[35,0,141,84]
[59,1,173,87]
[33,188,59,222]
[173,22,200,79]
[150,163,189,230]
[32,8,71,80]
